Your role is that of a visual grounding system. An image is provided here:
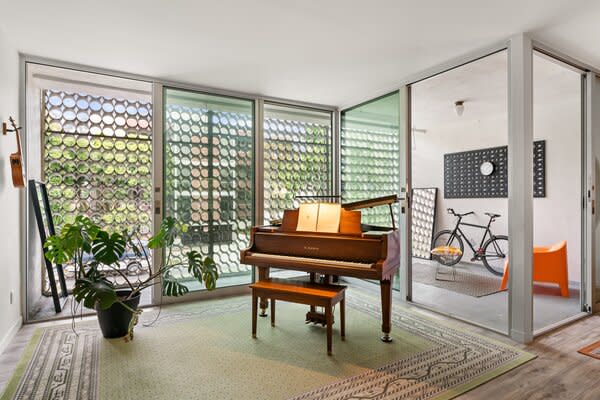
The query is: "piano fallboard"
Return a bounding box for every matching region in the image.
[240,227,400,280]
[242,251,381,280]
[253,231,386,263]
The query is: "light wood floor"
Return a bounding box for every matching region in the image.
[1,288,599,399]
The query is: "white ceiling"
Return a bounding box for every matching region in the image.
[1,0,598,108]
[411,51,582,131]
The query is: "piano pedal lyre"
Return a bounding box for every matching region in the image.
[305,310,331,326]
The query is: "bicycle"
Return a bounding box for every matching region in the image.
[431,208,509,276]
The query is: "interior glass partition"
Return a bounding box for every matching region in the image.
[532,51,586,331]
[163,88,254,290]
[340,92,401,225]
[410,50,509,334]
[596,74,600,312]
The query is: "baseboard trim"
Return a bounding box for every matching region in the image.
[510,328,533,344]
[0,316,23,356]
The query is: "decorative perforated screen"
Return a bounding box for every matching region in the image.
[43,89,153,290]
[163,89,254,289]
[263,104,333,223]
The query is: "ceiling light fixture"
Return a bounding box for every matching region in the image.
[454,100,465,116]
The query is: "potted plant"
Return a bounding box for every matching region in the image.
[44,215,218,340]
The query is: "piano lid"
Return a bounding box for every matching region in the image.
[342,194,399,230]
[341,194,398,211]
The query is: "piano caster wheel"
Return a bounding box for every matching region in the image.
[259,309,268,317]
[380,333,393,343]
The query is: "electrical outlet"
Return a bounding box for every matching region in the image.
[10,290,13,304]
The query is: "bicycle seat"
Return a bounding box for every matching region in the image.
[485,212,501,218]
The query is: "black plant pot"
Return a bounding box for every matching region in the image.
[95,289,141,339]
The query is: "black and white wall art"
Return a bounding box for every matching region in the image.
[444,140,546,198]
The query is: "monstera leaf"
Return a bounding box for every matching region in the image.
[73,268,117,310]
[92,231,126,265]
[201,257,219,290]
[60,215,100,255]
[187,251,219,290]
[44,235,72,265]
[148,217,187,249]
[162,275,190,297]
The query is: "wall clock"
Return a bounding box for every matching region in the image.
[480,161,494,176]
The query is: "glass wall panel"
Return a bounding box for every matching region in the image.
[263,103,333,224]
[533,51,585,331]
[341,92,401,226]
[410,50,509,334]
[163,88,254,290]
[26,63,153,321]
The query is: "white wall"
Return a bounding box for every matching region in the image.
[412,114,510,258]
[0,29,22,353]
[412,55,582,283]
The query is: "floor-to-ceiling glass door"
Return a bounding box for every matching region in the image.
[262,102,334,279]
[162,88,255,292]
[340,92,406,289]
[532,50,590,333]
[408,50,510,334]
[25,63,154,321]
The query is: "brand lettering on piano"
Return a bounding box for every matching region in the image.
[303,246,319,251]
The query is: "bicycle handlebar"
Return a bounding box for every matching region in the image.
[447,208,474,217]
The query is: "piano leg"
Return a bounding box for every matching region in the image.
[309,273,317,315]
[380,277,393,342]
[258,266,270,317]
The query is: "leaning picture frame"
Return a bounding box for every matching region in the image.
[411,187,438,260]
[29,180,68,313]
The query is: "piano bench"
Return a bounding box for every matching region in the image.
[250,278,346,355]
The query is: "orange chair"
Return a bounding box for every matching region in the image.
[500,240,569,297]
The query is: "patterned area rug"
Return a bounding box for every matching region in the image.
[578,340,600,360]
[1,289,534,400]
[412,262,506,297]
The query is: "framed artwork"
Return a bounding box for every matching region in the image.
[444,140,546,198]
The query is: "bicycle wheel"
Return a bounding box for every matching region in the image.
[431,230,464,266]
[481,235,509,276]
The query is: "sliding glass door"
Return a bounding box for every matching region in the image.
[263,103,333,223]
[162,88,254,291]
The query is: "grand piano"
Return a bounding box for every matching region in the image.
[240,195,400,342]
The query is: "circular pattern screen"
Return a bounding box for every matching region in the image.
[164,95,253,288]
[263,111,332,224]
[43,90,153,291]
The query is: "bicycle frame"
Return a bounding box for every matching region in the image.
[447,215,496,257]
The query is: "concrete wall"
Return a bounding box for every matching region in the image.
[0,29,22,353]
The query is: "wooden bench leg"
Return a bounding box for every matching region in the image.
[270,298,276,327]
[326,305,333,355]
[252,292,257,338]
[340,298,345,340]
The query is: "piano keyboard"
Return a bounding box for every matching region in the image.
[247,252,373,269]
